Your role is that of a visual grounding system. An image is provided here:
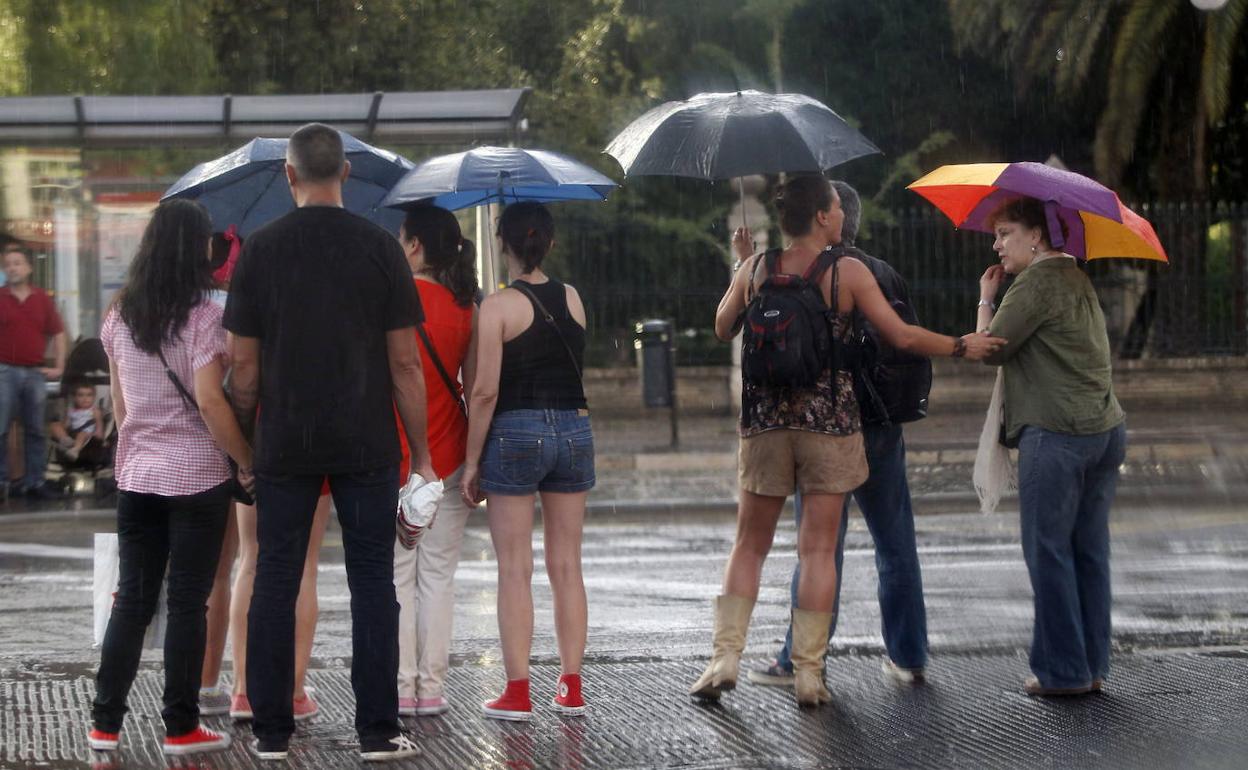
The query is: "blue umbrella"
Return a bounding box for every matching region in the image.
[380,146,617,211]
[162,131,414,236]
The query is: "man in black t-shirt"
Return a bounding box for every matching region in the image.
[224,123,431,762]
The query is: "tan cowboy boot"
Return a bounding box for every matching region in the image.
[791,608,834,707]
[689,594,755,700]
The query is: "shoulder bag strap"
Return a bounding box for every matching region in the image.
[154,344,198,410]
[414,323,467,416]
[510,281,583,381]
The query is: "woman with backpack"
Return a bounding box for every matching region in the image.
[90,199,253,755]
[460,201,593,721]
[699,174,1004,708]
[392,205,478,717]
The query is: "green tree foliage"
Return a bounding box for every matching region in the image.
[6,0,217,94]
[947,0,1248,199]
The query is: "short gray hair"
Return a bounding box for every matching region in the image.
[287,123,345,182]
[829,180,861,246]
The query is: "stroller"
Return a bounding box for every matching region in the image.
[45,338,116,496]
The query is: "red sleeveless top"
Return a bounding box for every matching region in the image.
[397,279,473,480]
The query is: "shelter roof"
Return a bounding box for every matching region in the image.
[0,90,530,147]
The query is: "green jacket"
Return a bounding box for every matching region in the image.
[986,257,1124,443]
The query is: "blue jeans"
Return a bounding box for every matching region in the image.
[93,482,231,735]
[776,423,928,671]
[0,363,49,491]
[1018,422,1126,688]
[479,409,595,495]
[248,466,401,744]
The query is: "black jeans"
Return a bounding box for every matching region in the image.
[248,466,401,744]
[92,481,230,736]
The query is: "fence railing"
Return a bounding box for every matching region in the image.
[555,201,1248,365]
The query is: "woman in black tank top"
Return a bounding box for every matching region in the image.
[460,202,594,721]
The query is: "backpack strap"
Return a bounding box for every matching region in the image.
[747,248,780,303]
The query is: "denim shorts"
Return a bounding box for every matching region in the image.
[479,409,595,495]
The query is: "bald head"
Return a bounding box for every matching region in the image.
[286,123,346,183]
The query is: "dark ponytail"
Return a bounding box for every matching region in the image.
[402,205,479,308]
[774,173,834,237]
[497,202,554,274]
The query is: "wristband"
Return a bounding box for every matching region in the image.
[977,299,995,310]
[951,336,967,358]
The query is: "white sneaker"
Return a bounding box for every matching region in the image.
[198,685,231,716]
[881,658,925,685]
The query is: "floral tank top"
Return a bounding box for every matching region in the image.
[739,312,861,437]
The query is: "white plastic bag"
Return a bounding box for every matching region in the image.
[396,473,444,550]
[972,370,1017,514]
[92,532,166,649]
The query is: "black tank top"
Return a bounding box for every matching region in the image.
[496,279,588,412]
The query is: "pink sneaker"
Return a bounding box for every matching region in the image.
[229,693,253,720]
[415,696,450,716]
[163,725,231,755]
[292,693,319,722]
[398,697,418,717]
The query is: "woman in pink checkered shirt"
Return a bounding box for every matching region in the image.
[89,199,255,757]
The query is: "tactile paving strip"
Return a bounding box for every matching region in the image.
[3,652,1247,769]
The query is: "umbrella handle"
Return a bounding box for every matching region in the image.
[739,177,747,230]
[1044,200,1066,250]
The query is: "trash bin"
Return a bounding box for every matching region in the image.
[635,319,675,408]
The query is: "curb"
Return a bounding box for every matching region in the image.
[7,481,1244,525]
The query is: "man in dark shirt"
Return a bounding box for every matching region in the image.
[225,123,432,762]
[1,243,67,501]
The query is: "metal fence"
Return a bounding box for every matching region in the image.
[556,201,1248,365]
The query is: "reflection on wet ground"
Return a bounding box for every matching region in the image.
[1,501,1245,768]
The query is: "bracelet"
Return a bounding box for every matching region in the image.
[951,336,967,358]
[977,299,995,310]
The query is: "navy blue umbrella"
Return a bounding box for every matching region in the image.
[380,146,617,211]
[162,132,414,236]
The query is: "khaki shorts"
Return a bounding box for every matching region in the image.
[738,429,868,497]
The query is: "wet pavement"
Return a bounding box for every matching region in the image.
[2,497,1247,768]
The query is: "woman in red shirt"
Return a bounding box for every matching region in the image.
[392,205,477,717]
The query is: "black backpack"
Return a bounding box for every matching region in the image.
[837,246,932,425]
[741,248,842,388]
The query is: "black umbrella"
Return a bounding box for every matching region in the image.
[604,89,880,213]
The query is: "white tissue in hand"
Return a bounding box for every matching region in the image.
[398,473,444,530]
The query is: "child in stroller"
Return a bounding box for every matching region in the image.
[50,381,108,467]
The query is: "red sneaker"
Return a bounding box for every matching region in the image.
[88,727,120,751]
[552,673,586,716]
[482,678,532,721]
[162,725,231,755]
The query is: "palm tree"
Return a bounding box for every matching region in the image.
[948,0,1247,357]
[947,0,1247,199]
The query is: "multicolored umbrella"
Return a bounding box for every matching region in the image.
[907,162,1167,263]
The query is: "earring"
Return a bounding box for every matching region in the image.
[1031,245,1037,254]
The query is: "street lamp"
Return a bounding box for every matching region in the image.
[1190,0,1229,10]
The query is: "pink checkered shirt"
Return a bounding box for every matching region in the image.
[101,301,231,496]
